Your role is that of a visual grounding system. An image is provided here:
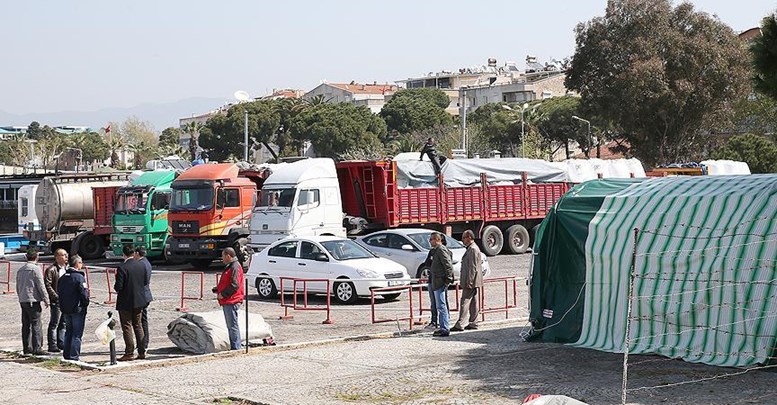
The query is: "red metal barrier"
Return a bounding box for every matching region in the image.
[278,277,333,324]
[479,276,518,321]
[103,268,117,304]
[82,265,92,296]
[176,271,204,312]
[371,284,416,329]
[0,261,12,294]
[416,279,460,321]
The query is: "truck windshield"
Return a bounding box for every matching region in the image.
[256,188,296,209]
[116,193,147,214]
[171,187,214,211]
[320,239,375,261]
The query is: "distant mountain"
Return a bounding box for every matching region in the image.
[0,97,227,131]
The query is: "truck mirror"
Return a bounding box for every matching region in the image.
[314,253,329,262]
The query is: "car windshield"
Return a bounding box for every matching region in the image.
[115,192,147,214]
[320,239,375,261]
[407,233,464,250]
[256,188,296,209]
[170,187,214,211]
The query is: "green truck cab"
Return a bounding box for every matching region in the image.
[110,170,176,259]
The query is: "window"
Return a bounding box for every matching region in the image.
[257,188,296,208]
[297,189,320,207]
[171,187,213,211]
[217,189,240,208]
[388,234,411,250]
[20,197,28,217]
[363,234,388,248]
[150,191,171,211]
[320,240,374,261]
[300,241,325,260]
[268,241,298,258]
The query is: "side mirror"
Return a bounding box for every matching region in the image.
[401,244,415,251]
[314,253,329,262]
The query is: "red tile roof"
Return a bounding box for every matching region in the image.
[327,83,398,95]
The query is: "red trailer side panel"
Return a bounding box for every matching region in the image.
[93,186,119,235]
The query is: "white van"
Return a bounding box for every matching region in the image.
[249,158,345,251]
[17,184,40,234]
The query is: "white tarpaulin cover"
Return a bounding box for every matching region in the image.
[700,160,751,175]
[393,156,646,188]
[167,310,274,354]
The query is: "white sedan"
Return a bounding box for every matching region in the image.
[356,229,490,281]
[247,236,410,304]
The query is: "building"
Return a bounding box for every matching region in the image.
[259,88,304,100]
[303,82,398,113]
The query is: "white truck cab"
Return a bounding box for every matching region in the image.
[249,158,345,251]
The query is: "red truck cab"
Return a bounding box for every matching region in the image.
[165,163,266,268]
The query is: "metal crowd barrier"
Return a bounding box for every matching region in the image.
[278,277,333,324]
[103,268,117,304]
[176,271,204,312]
[370,284,418,329]
[0,260,12,294]
[479,276,519,321]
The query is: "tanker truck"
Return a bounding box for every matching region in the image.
[25,172,130,259]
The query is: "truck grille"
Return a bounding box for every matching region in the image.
[173,220,199,234]
[120,226,141,233]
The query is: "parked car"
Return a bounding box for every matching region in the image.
[356,229,490,281]
[247,236,410,304]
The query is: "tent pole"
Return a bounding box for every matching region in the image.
[622,228,639,405]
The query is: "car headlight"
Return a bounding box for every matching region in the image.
[357,269,379,278]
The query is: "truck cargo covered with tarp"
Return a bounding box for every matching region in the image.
[528,174,777,367]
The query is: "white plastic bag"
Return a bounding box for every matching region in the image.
[95,318,116,345]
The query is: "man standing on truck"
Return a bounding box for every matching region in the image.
[450,230,483,332]
[420,137,442,176]
[213,247,245,351]
[429,232,454,337]
[44,249,68,352]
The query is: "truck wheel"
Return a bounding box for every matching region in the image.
[479,225,503,257]
[78,233,105,260]
[189,259,212,269]
[234,238,253,269]
[505,225,530,254]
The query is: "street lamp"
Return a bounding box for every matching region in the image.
[571,115,596,158]
[503,103,530,158]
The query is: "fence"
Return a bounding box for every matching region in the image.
[278,277,333,324]
[479,276,519,321]
[176,271,204,312]
[0,260,11,294]
[103,268,117,304]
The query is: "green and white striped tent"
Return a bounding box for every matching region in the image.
[528,175,777,367]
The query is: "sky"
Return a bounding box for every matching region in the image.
[2,0,773,114]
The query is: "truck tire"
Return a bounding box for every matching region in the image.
[189,259,212,269]
[76,232,105,260]
[505,224,530,254]
[479,225,503,257]
[234,237,253,269]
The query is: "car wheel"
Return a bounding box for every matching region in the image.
[255,276,277,299]
[415,266,430,281]
[382,293,401,301]
[479,225,503,256]
[333,280,358,304]
[505,224,530,254]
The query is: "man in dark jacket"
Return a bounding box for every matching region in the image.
[134,246,153,349]
[57,255,90,361]
[114,245,149,361]
[429,232,454,337]
[44,248,68,352]
[213,247,245,350]
[420,137,442,176]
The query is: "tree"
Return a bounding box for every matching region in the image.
[565,0,750,166]
[380,89,452,134]
[71,131,109,164]
[290,103,386,159]
[467,102,544,157]
[26,121,43,140]
[711,133,777,173]
[751,14,777,101]
[535,97,580,159]
[200,100,281,162]
[159,127,183,149]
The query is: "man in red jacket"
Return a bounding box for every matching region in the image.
[213,247,245,350]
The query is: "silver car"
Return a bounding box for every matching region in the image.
[356,229,490,280]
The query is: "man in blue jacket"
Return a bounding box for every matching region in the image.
[56,255,90,361]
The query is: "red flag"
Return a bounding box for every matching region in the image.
[104,124,111,133]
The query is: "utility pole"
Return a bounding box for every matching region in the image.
[244,109,249,162]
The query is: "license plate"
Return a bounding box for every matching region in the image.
[388,281,402,287]
[179,243,190,249]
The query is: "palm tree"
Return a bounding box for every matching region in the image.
[183,122,204,160]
